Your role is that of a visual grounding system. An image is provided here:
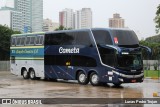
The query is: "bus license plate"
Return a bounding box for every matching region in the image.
[131,80,136,83]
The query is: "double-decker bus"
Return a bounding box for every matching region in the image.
[10,28,151,86]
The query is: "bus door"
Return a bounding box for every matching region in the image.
[10,56,18,75]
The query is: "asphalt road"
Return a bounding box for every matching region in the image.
[0,71,160,107]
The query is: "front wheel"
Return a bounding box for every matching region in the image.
[90,72,99,86]
[22,69,29,79]
[29,69,36,80]
[77,71,89,85]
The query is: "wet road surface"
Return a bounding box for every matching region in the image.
[0,71,160,107]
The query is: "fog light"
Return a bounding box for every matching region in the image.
[119,78,124,82]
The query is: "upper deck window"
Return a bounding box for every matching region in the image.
[26,36,35,46]
[92,30,113,45]
[45,31,92,46]
[16,37,22,46]
[11,37,16,46]
[36,35,44,45]
[73,31,92,46]
[20,37,26,46]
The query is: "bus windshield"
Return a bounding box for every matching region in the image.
[92,29,139,47]
[111,30,139,46]
[117,54,142,71]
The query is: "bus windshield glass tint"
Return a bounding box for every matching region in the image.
[117,54,142,70]
[92,30,112,45]
[111,30,139,46]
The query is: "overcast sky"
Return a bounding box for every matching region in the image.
[0,0,160,39]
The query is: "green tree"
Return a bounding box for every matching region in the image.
[140,40,160,60]
[0,25,21,60]
[55,25,72,31]
[154,4,160,34]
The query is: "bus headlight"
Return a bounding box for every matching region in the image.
[119,78,124,82]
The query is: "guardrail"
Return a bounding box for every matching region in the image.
[0,61,10,71]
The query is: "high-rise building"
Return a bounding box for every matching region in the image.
[43,19,53,32]
[14,0,43,32]
[59,8,92,29]
[0,0,43,33]
[31,0,43,32]
[14,0,32,32]
[81,8,92,29]
[0,7,23,32]
[74,10,81,29]
[109,13,125,28]
[59,8,74,29]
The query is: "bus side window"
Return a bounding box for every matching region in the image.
[40,36,44,45]
[36,36,41,45]
[20,37,26,46]
[16,37,22,46]
[75,31,92,46]
[26,37,30,45]
[45,33,63,45]
[36,35,44,45]
[92,30,113,45]
[26,36,35,46]
[61,32,75,45]
[11,37,16,46]
[30,37,35,45]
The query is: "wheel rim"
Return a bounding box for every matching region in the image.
[23,70,28,78]
[30,71,35,78]
[91,74,98,84]
[79,73,86,83]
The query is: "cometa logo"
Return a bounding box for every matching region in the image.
[59,47,80,54]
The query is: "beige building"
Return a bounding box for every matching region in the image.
[43,18,59,32]
[109,13,125,28]
[52,22,59,31]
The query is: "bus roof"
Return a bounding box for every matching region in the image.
[45,28,133,34]
[91,28,132,31]
[11,28,133,37]
[45,29,90,34]
[11,32,45,37]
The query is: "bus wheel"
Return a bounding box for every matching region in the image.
[29,69,36,80]
[77,71,89,85]
[90,72,99,86]
[22,69,29,79]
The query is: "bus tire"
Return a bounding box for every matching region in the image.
[22,69,29,79]
[90,72,99,86]
[29,69,36,80]
[77,71,89,85]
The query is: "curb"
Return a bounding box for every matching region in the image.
[145,77,159,79]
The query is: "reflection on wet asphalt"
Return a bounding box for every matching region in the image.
[0,71,160,107]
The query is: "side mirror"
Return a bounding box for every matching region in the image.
[105,45,121,54]
[140,45,152,57]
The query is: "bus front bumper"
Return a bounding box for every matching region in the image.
[112,70,144,83]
